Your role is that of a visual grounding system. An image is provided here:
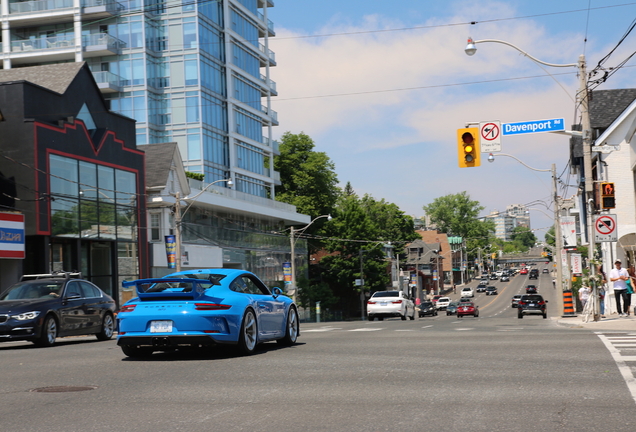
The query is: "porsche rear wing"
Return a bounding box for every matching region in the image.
[122,278,214,301]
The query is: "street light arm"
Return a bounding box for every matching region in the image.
[292,214,332,238]
[467,38,578,68]
[488,153,551,172]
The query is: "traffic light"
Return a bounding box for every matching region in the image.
[601,182,615,209]
[457,128,480,168]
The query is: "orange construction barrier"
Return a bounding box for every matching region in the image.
[562,290,575,316]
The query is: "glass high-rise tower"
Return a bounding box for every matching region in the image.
[1,0,280,197]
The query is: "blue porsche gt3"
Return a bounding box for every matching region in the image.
[117,269,299,357]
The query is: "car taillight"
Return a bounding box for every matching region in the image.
[392,300,403,304]
[119,304,136,313]
[194,303,231,310]
[538,301,545,305]
[518,301,525,306]
[367,301,375,305]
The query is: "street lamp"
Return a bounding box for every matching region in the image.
[466,37,596,318]
[290,214,332,303]
[173,178,233,272]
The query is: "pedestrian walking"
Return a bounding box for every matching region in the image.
[598,265,607,318]
[609,259,630,317]
[578,285,591,311]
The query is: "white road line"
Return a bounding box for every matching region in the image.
[597,333,636,405]
[421,325,434,329]
[302,327,341,332]
[349,328,383,332]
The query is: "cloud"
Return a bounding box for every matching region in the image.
[266,1,631,234]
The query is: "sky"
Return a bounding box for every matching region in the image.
[265,0,636,240]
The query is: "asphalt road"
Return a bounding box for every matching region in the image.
[1,269,635,432]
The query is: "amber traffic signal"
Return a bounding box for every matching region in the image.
[600,182,615,209]
[457,128,480,168]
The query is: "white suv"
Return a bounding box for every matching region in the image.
[461,287,474,298]
[435,296,451,310]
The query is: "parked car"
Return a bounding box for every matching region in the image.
[526,285,538,294]
[367,290,415,321]
[485,286,498,296]
[461,287,474,298]
[446,301,460,316]
[476,283,488,293]
[0,272,116,347]
[457,302,479,318]
[435,296,451,310]
[117,269,300,357]
[511,294,522,308]
[417,301,438,317]
[517,294,548,319]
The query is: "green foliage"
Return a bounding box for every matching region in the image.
[274,132,340,218]
[511,226,537,249]
[185,171,204,181]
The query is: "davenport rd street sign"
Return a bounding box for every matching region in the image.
[502,118,565,136]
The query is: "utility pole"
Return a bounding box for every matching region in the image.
[360,249,365,321]
[174,191,182,272]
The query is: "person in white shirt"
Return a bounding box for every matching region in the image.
[579,286,591,311]
[609,259,630,317]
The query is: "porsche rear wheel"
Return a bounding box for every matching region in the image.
[278,306,299,346]
[238,308,258,355]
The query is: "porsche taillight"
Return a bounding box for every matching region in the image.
[194,303,231,310]
[119,304,136,313]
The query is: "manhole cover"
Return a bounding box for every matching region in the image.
[30,386,98,393]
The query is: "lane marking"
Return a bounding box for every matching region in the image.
[302,327,341,332]
[597,333,636,405]
[349,328,383,332]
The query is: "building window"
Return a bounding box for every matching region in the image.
[150,213,161,241]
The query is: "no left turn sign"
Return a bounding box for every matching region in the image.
[479,121,501,153]
[595,214,617,242]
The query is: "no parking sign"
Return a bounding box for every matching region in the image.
[594,214,617,242]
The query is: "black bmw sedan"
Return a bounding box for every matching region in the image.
[0,272,116,347]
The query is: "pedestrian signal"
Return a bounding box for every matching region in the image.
[457,128,480,168]
[600,182,615,209]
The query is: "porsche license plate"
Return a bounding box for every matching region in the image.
[150,320,172,333]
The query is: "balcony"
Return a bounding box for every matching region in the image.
[82,33,125,57]
[9,33,125,65]
[260,105,278,125]
[92,70,123,93]
[258,43,276,66]
[260,73,277,95]
[8,0,74,26]
[82,0,126,20]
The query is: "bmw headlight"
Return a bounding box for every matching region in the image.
[11,311,41,320]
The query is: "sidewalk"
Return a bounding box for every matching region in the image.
[555,313,636,331]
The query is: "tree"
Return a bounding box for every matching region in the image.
[511,226,537,249]
[274,132,340,218]
[423,192,495,260]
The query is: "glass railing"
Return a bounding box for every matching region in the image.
[260,73,276,92]
[91,70,123,88]
[258,43,275,62]
[9,0,73,13]
[186,178,297,213]
[82,33,126,51]
[82,0,125,13]
[11,36,75,52]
